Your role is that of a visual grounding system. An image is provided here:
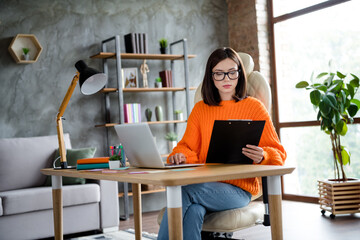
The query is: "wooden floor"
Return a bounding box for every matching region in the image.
[119,200,360,240]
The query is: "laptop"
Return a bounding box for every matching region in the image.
[206,120,265,164]
[114,123,203,169]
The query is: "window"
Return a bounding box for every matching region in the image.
[269,0,360,200]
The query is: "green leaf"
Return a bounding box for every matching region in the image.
[335,120,347,136]
[350,73,359,81]
[347,84,355,98]
[295,81,309,88]
[341,146,350,165]
[332,112,340,125]
[316,72,328,79]
[319,100,331,116]
[350,78,359,88]
[351,99,360,109]
[310,90,321,106]
[328,80,343,93]
[315,85,327,92]
[317,111,321,121]
[348,103,358,117]
[321,117,332,129]
[337,71,346,79]
[323,93,337,109]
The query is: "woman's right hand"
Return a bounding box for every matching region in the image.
[169,153,187,165]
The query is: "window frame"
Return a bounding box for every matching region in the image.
[267,0,357,203]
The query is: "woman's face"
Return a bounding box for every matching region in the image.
[212,58,239,101]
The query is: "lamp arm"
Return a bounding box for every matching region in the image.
[56,72,80,168]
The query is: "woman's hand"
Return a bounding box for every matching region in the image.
[169,153,187,165]
[242,144,264,164]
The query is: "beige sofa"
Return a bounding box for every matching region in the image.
[0,134,119,240]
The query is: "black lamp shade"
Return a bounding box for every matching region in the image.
[75,60,107,95]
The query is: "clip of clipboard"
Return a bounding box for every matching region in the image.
[206,120,265,164]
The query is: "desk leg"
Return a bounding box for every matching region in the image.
[132,183,142,240]
[166,186,183,240]
[52,175,63,240]
[267,175,283,240]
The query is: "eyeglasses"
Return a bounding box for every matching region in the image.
[212,69,240,81]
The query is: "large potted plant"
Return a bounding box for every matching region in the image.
[296,71,360,218]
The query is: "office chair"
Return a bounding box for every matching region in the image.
[158,52,271,239]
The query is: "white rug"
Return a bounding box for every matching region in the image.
[70,229,157,240]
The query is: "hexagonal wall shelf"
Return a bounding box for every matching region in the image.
[8,34,43,64]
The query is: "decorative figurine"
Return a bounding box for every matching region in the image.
[140,60,149,88]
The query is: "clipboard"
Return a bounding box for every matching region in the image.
[206,120,265,164]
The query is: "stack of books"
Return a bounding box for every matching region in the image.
[159,70,173,87]
[76,157,109,170]
[124,33,148,54]
[124,103,142,123]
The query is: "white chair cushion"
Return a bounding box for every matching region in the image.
[157,201,264,232]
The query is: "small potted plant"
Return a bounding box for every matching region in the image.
[155,77,162,88]
[165,131,178,152]
[296,70,360,218]
[174,110,183,121]
[22,48,30,60]
[159,38,168,54]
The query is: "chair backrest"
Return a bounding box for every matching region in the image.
[194,52,271,112]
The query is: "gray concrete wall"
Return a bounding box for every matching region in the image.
[0,0,228,213]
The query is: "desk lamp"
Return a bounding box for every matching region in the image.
[56,60,107,169]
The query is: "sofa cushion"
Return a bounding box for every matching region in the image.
[44,147,96,186]
[0,134,71,192]
[0,184,100,216]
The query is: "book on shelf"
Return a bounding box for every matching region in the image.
[159,70,173,87]
[124,33,136,53]
[77,163,109,170]
[77,157,109,165]
[143,33,148,53]
[124,33,148,54]
[124,103,141,123]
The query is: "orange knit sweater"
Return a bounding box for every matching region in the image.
[167,97,287,195]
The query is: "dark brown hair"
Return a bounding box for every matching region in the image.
[201,47,247,106]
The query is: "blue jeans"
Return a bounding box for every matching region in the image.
[157,182,252,240]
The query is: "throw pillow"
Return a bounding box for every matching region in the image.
[44,147,96,186]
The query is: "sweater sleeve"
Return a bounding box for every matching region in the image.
[252,99,286,166]
[167,103,202,164]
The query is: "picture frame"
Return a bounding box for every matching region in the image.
[122,68,138,88]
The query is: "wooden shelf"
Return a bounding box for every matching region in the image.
[95,120,187,128]
[118,188,165,198]
[91,52,196,60]
[8,34,43,64]
[101,87,197,93]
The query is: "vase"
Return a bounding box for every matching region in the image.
[155,82,162,88]
[155,106,163,121]
[175,112,184,121]
[145,108,152,121]
[168,141,177,152]
[23,53,30,61]
[160,47,168,54]
[109,160,121,169]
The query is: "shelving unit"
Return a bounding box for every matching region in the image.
[8,34,43,64]
[91,35,196,219]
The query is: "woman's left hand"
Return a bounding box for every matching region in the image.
[242,144,264,164]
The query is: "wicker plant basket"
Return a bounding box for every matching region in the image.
[318,178,360,219]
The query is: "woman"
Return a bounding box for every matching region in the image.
[158,47,286,240]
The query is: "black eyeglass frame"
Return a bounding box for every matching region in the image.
[212,69,241,81]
